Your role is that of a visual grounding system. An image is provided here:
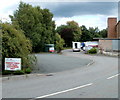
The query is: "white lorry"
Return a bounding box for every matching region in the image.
[72,42,81,52]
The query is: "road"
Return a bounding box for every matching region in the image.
[2,49,119,99]
[33,53,91,73]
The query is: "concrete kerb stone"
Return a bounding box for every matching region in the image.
[2,73,46,81]
[102,51,119,57]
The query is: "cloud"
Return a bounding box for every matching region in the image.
[54,14,109,30]
[0,0,20,22]
[35,2,118,17]
[0,1,118,30]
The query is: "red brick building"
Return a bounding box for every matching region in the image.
[108,17,120,39]
[98,17,120,52]
[116,20,120,38]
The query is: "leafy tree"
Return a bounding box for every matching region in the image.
[55,33,65,53]
[99,28,107,38]
[0,21,2,71]
[56,25,73,47]
[56,21,82,47]
[80,25,107,42]
[80,25,92,42]
[10,2,56,52]
[1,22,33,70]
[67,21,82,41]
[88,27,100,38]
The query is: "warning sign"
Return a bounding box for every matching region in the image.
[5,58,21,71]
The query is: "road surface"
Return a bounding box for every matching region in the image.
[33,53,91,73]
[2,49,119,99]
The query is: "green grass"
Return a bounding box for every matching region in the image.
[63,47,72,50]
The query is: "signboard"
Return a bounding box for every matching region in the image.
[5,58,21,71]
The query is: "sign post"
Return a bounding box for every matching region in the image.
[5,58,21,71]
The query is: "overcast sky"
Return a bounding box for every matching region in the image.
[0,0,119,30]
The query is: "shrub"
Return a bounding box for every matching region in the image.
[24,68,32,74]
[1,22,32,71]
[55,33,65,53]
[13,70,24,75]
[2,70,12,75]
[88,48,97,54]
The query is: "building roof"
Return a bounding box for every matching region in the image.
[93,38,120,40]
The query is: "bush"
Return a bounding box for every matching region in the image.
[55,33,65,53]
[88,48,97,54]
[1,22,32,71]
[24,68,32,74]
[2,70,12,75]
[13,70,25,75]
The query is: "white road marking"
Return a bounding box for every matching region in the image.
[107,73,119,79]
[35,83,93,98]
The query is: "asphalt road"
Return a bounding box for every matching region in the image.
[33,53,91,73]
[2,49,119,99]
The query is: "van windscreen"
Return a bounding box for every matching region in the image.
[75,43,77,48]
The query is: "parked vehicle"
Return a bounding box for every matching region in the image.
[84,41,98,51]
[72,42,81,52]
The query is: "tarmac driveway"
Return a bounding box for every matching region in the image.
[33,53,92,74]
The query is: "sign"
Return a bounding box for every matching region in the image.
[5,58,21,71]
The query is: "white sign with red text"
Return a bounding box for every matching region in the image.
[5,58,21,71]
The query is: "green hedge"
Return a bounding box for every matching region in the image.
[88,48,97,54]
[24,68,32,74]
[13,70,25,75]
[2,68,32,75]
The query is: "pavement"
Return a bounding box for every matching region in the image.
[1,49,119,99]
[102,51,120,57]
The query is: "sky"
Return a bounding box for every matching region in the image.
[0,0,119,30]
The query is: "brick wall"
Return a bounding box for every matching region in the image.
[116,21,120,38]
[99,40,112,52]
[108,18,117,38]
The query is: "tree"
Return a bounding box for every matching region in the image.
[67,21,82,42]
[99,28,107,38]
[80,25,107,42]
[80,25,92,42]
[1,22,32,70]
[88,27,100,38]
[56,21,82,47]
[10,2,56,52]
[56,25,73,47]
[55,33,65,53]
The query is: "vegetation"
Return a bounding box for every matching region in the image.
[80,25,107,42]
[87,48,97,54]
[56,21,82,47]
[2,70,12,75]
[1,2,64,74]
[24,67,32,74]
[55,33,65,53]
[57,24,107,47]
[2,69,32,75]
[13,70,25,75]
[10,2,56,52]
[1,1,108,75]
[1,22,35,71]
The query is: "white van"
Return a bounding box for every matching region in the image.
[72,42,81,52]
